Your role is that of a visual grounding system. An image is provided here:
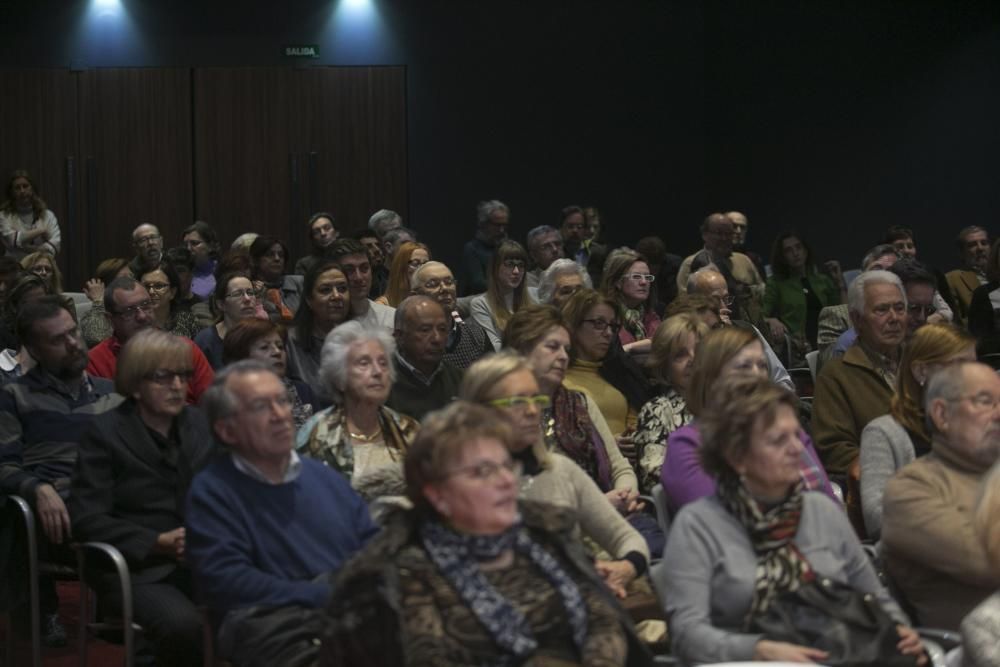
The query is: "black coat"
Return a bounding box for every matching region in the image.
[68,400,215,583]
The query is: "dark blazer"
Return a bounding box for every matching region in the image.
[69,401,215,583]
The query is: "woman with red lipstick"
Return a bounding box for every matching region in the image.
[0,170,60,261]
[295,320,417,503]
[323,401,650,666]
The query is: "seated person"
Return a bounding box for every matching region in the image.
[633,314,708,493]
[536,258,592,309]
[660,376,924,666]
[182,220,221,301]
[69,329,214,666]
[600,247,660,356]
[374,241,430,308]
[186,361,378,667]
[139,261,200,339]
[296,321,418,502]
[945,225,990,325]
[469,239,534,350]
[968,238,1000,355]
[386,295,463,420]
[458,199,508,296]
[194,272,264,369]
[322,401,649,665]
[859,323,975,540]
[293,212,338,277]
[249,235,302,321]
[661,326,833,514]
[961,459,1000,667]
[410,261,493,369]
[882,360,1000,630]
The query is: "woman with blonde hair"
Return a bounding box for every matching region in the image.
[21,251,62,294]
[375,241,430,307]
[470,239,533,350]
[600,247,660,355]
[860,322,976,539]
[661,326,834,514]
[633,314,709,492]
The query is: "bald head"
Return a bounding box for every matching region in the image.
[688,268,726,296]
[394,295,449,375]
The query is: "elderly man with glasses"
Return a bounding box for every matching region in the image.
[87,277,214,403]
[128,222,165,278]
[410,261,493,370]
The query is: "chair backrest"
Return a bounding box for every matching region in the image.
[805,350,819,381]
[650,484,671,537]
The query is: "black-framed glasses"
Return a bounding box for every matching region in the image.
[502,259,526,271]
[142,282,171,293]
[226,288,261,300]
[582,318,621,334]
[145,369,194,386]
[907,303,937,317]
[446,459,522,482]
[111,301,153,320]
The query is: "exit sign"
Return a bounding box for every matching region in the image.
[284,45,320,58]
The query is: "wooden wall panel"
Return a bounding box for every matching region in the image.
[77,68,194,279]
[0,69,79,283]
[367,67,408,222]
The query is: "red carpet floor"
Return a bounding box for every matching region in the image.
[2,581,124,667]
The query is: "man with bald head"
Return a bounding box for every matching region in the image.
[410,262,492,369]
[386,295,463,420]
[676,213,764,321]
[128,223,165,277]
[725,210,766,279]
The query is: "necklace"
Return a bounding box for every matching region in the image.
[347,424,382,442]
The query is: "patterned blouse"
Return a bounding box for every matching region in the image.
[633,386,693,493]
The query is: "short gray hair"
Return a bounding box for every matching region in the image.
[476,200,509,226]
[368,209,402,237]
[410,260,451,290]
[686,266,722,294]
[924,360,984,436]
[536,258,592,304]
[861,244,899,270]
[526,225,561,251]
[383,226,416,249]
[201,360,276,432]
[319,321,397,403]
[847,269,905,316]
[394,294,444,331]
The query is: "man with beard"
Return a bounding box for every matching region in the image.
[0,297,124,645]
[883,361,1000,630]
[411,261,493,370]
[946,225,991,326]
[128,222,165,278]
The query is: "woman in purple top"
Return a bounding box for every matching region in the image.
[182,221,220,301]
[660,326,834,514]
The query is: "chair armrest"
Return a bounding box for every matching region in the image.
[73,542,134,626]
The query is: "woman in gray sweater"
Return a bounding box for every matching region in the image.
[659,376,925,666]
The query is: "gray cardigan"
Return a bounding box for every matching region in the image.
[859,414,917,540]
[658,492,907,666]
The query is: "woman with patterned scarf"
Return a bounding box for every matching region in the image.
[322,401,651,667]
[601,247,661,357]
[659,376,925,666]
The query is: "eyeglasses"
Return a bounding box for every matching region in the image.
[488,394,551,410]
[907,303,937,317]
[145,369,194,386]
[446,459,522,482]
[407,257,429,269]
[715,294,735,307]
[420,277,455,290]
[502,259,526,271]
[111,300,153,320]
[134,234,162,246]
[142,282,171,293]
[948,393,1000,411]
[226,288,261,300]
[582,318,621,334]
[624,273,655,283]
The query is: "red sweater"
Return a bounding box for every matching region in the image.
[87,336,215,404]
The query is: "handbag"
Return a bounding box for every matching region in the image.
[748,576,918,667]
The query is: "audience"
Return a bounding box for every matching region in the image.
[525,224,564,291]
[80,258,134,346]
[635,235,683,308]
[0,169,60,260]
[375,240,429,307]
[882,224,956,322]
[386,295,462,420]
[410,261,493,369]
[882,360,1000,630]
[968,237,1000,355]
[129,223,165,277]
[87,277,214,404]
[139,261,200,338]
[946,225,990,325]
[69,329,213,667]
[323,401,645,665]
[182,220,221,301]
[633,314,708,493]
[859,322,975,541]
[469,239,533,350]
[536,257,592,309]
[725,210,766,279]
[293,212,338,276]
[328,238,395,330]
[249,235,301,321]
[365,210,401,295]
[187,361,378,667]
[194,271,262,369]
[961,459,1000,666]
[601,247,661,355]
[367,208,402,240]
[660,376,923,666]
[296,321,418,501]
[0,273,48,351]
[562,204,607,285]
[381,226,417,268]
[0,297,124,645]
[459,199,509,296]
[21,251,63,297]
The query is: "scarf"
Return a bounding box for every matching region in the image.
[717,475,815,627]
[546,385,613,490]
[622,306,647,342]
[421,518,587,665]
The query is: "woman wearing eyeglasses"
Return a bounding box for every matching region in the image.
[69,329,214,667]
[374,241,431,308]
[601,248,661,356]
[194,272,265,369]
[323,401,650,666]
[660,326,834,515]
[140,262,200,340]
[470,239,534,351]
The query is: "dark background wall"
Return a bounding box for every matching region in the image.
[1,0,998,281]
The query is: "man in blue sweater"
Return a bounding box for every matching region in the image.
[186,361,378,667]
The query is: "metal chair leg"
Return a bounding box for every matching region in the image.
[75,542,135,667]
[7,494,41,667]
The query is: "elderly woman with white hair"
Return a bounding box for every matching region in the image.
[295,321,419,501]
[536,258,593,309]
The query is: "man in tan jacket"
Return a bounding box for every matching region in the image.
[882,360,1000,630]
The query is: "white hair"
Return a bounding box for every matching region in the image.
[536,258,591,304]
[319,321,397,403]
[410,260,451,290]
[847,269,905,316]
[476,200,509,226]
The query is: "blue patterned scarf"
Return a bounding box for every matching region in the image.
[420,517,588,665]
